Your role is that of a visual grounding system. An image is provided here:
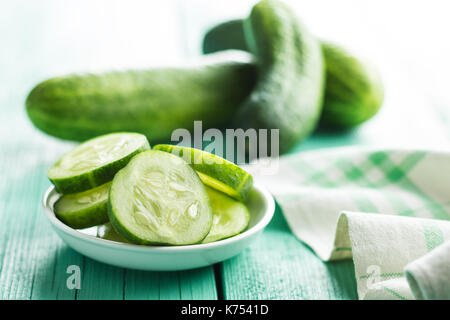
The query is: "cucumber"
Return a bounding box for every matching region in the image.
[26,53,257,144]
[234,0,325,153]
[108,150,213,245]
[54,182,111,229]
[48,132,150,194]
[153,144,253,201]
[319,42,384,128]
[97,223,130,243]
[202,20,384,129]
[202,187,250,243]
[203,20,248,54]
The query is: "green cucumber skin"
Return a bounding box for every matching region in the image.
[202,20,384,129]
[55,199,108,229]
[153,144,253,201]
[49,135,150,194]
[54,182,111,229]
[26,57,257,144]
[203,20,248,54]
[319,43,384,128]
[235,0,325,153]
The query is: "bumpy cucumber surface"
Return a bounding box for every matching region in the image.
[108,150,213,246]
[202,187,250,243]
[320,42,384,128]
[202,20,384,129]
[54,182,111,229]
[48,132,150,194]
[153,144,253,201]
[26,53,257,144]
[235,0,325,153]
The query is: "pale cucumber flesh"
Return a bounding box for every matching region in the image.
[202,187,250,243]
[48,132,150,194]
[108,150,213,245]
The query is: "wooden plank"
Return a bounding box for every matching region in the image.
[77,258,125,300]
[179,267,218,299]
[30,243,84,300]
[0,147,82,300]
[124,267,217,300]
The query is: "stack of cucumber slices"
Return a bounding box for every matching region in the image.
[48,132,253,246]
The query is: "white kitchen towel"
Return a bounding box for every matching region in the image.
[405,240,450,299]
[247,148,450,299]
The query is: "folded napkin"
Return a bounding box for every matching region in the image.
[247,148,450,300]
[405,240,450,300]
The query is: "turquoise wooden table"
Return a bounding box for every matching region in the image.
[1,0,450,300]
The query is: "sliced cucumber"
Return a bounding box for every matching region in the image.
[108,150,213,245]
[54,182,111,229]
[153,144,253,201]
[48,132,150,194]
[202,187,250,243]
[96,223,130,243]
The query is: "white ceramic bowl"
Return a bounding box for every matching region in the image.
[43,183,275,271]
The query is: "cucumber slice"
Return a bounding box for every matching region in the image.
[108,150,213,245]
[202,187,250,243]
[54,182,111,229]
[153,144,253,201]
[96,223,130,243]
[48,132,150,194]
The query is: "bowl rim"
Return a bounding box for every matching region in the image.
[43,182,275,253]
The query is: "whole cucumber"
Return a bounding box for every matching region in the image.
[26,53,257,143]
[320,43,384,128]
[235,0,325,153]
[202,18,384,130]
[203,20,248,54]
[203,19,248,54]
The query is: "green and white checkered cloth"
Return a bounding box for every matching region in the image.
[248,148,450,300]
